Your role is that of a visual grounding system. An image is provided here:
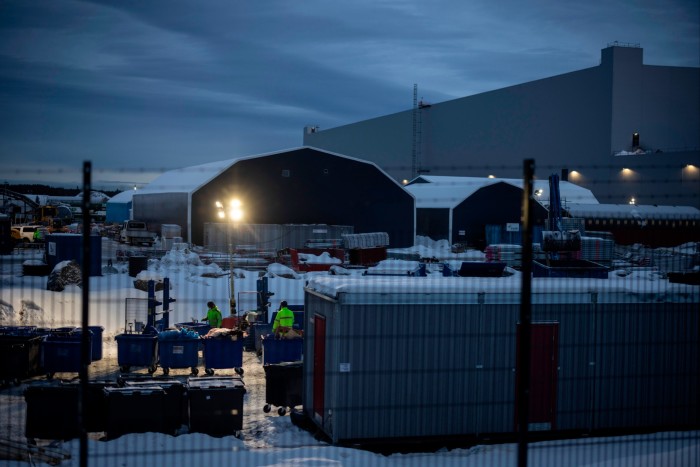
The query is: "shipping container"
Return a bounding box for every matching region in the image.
[302,276,700,445]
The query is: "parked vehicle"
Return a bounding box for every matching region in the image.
[11,225,41,243]
[120,221,156,246]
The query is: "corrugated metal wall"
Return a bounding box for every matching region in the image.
[303,287,700,444]
[132,193,189,241]
[203,223,354,252]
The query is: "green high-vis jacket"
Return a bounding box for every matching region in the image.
[273,307,295,332]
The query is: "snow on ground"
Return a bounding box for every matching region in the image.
[0,237,698,466]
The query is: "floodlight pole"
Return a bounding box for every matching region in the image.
[229,221,236,317]
[217,199,242,317]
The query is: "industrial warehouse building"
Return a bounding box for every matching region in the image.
[303,43,700,209]
[565,203,700,248]
[405,174,700,248]
[302,275,700,445]
[129,147,415,248]
[404,175,599,248]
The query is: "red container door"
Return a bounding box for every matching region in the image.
[313,315,326,423]
[515,322,559,431]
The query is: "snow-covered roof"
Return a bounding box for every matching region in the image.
[305,275,698,303]
[566,203,700,220]
[404,176,599,209]
[136,146,408,195]
[106,190,136,204]
[136,158,239,195]
[22,192,110,206]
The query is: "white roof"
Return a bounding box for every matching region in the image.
[137,158,239,195]
[107,190,136,204]
[405,176,599,209]
[305,275,698,303]
[566,203,700,220]
[136,146,407,195]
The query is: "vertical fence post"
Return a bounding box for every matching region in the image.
[518,158,535,467]
[80,161,91,467]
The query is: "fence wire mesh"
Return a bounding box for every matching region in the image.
[0,159,698,466]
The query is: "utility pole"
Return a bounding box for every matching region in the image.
[412,84,418,179]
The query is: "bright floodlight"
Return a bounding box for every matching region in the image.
[228,199,243,221]
[217,211,225,219]
[215,201,223,209]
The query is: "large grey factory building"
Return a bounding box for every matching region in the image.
[302,43,700,208]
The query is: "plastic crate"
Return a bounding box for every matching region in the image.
[187,376,246,436]
[157,337,200,375]
[261,335,303,365]
[202,335,243,375]
[0,334,42,384]
[263,361,303,416]
[115,333,159,373]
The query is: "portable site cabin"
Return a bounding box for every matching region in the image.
[302,275,700,445]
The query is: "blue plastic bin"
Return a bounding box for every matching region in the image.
[187,376,246,436]
[115,333,159,373]
[53,326,103,361]
[42,333,93,378]
[157,337,200,375]
[0,326,37,336]
[261,335,303,365]
[202,336,243,375]
[0,334,43,384]
[252,323,273,353]
[88,326,104,361]
[263,361,303,416]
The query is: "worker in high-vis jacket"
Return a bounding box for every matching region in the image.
[202,301,223,329]
[272,300,295,337]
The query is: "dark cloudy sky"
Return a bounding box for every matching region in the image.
[1,0,698,189]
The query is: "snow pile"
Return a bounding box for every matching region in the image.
[0,299,14,321]
[390,235,486,261]
[151,244,224,277]
[366,259,422,275]
[266,263,300,279]
[74,190,110,203]
[297,251,342,264]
